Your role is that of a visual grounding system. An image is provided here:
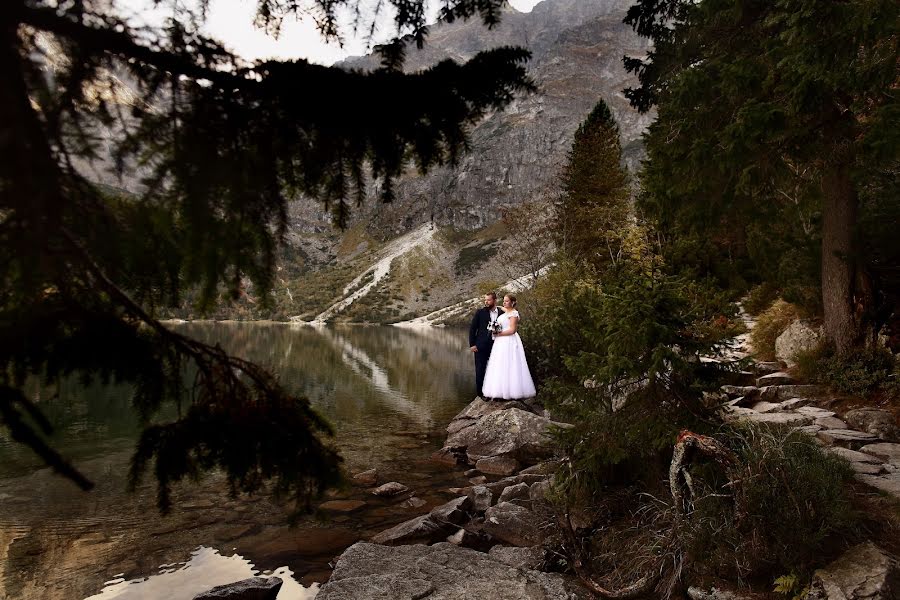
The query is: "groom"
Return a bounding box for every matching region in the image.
[468,292,501,398]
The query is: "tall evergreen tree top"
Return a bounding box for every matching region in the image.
[575,99,619,140]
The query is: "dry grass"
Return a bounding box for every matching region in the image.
[750,299,803,360]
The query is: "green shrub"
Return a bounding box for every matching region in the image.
[750,299,803,360]
[743,282,779,315]
[795,345,899,398]
[532,258,738,502]
[687,423,857,580]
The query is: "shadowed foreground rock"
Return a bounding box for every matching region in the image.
[316,542,588,599]
[806,542,899,600]
[192,577,282,600]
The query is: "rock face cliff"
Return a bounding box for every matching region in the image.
[290,0,653,238]
[57,0,653,320]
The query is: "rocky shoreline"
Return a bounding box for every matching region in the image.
[195,312,900,599]
[314,395,582,599]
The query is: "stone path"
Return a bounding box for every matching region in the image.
[716,308,900,500]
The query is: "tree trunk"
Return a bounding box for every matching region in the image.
[821,163,861,355]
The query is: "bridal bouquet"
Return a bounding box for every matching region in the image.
[487,320,502,336]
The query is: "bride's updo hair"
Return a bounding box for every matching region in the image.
[505,294,517,308]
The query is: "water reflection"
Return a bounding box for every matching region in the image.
[85,546,317,600]
[0,323,474,600]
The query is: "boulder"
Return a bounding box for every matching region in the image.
[443,408,560,465]
[750,401,782,413]
[756,372,795,387]
[816,417,848,430]
[817,429,879,445]
[316,542,588,600]
[488,545,546,570]
[844,409,900,442]
[746,412,814,426]
[849,462,885,476]
[530,480,552,503]
[829,447,883,464]
[778,397,817,410]
[446,398,534,436]
[760,386,825,402]
[467,485,493,513]
[754,361,786,375]
[372,482,410,497]
[797,424,823,436]
[775,320,823,366]
[475,455,520,476]
[352,469,378,487]
[193,577,282,600]
[498,482,531,506]
[482,473,550,497]
[854,473,900,499]
[483,502,544,547]
[798,406,837,418]
[806,542,900,600]
[371,497,471,546]
[861,443,900,465]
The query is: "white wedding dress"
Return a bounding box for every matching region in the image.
[481,310,537,399]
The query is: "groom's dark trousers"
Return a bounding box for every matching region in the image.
[469,306,499,397]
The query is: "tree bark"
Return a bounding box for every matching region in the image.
[821,162,861,355]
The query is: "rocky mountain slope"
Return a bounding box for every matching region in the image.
[61,0,653,322]
[290,0,652,238]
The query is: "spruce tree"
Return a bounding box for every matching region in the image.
[555,99,630,272]
[624,0,899,353]
[0,0,534,510]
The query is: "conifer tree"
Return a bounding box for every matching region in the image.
[555,99,630,272]
[0,0,533,510]
[624,0,899,353]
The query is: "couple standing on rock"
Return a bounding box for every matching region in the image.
[468,292,537,400]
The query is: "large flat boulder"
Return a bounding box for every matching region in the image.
[317,542,588,600]
[861,443,900,465]
[446,398,535,435]
[855,473,900,499]
[844,409,900,442]
[817,429,878,446]
[806,542,900,600]
[444,407,562,464]
[759,386,827,402]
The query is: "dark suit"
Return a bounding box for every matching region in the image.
[469,306,501,397]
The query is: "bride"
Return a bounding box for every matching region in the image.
[481,294,537,400]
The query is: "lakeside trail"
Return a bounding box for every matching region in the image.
[717,308,900,501]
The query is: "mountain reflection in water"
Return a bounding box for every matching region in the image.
[0,323,474,600]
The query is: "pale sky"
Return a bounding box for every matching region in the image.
[119,0,543,65]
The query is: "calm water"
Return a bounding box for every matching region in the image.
[0,323,475,600]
